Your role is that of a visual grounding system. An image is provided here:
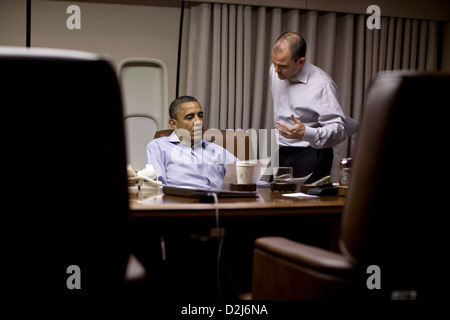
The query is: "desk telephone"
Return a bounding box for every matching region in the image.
[127,164,161,188]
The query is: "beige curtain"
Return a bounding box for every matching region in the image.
[185,2,439,180]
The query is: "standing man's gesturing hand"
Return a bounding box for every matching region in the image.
[275,114,306,140]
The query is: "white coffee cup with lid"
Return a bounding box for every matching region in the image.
[235,161,255,184]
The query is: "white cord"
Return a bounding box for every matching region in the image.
[137,172,162,187]
[128,174,162,187]
[208,192,223,301]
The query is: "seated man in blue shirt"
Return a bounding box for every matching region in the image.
[145,96,238,189]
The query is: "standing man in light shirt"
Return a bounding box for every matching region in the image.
[145,96,237,189]
[270,31,358,183]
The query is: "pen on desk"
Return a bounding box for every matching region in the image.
[160,235,166,261]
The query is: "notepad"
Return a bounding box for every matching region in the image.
[282,192,318,199]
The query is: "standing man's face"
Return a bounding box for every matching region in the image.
[272,47,305,81]
[169,101,204,146]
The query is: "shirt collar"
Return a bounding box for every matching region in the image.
[168,130,207,149]
[168,131,181,143]
[290,60,310,84]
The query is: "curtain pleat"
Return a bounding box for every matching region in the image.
[393,18,403,70]
[316,12,336,75]
[332,13,354,166]
[402,19,412,69]
[385,17,395,70]
[350,15,366,155]
[417,20,427,71]
[227,5,236,129]
[242,6,252,130]
[303,11,317,64]
[209,4,221,129]
[219,4,228,129]
[427,21,438,70]
[234,5,244,128]
[352,15,365,121]
[287,10,300,33]
[186,3,211,110]
[378,17,388,70]
[410,20,419,69]
[252,7,267,130]
[185,2,439,179]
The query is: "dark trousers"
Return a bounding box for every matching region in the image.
[278,146,333,184]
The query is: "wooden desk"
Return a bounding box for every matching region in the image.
[130,187,345,218]
[128,187,345,301]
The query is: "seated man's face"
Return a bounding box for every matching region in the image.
[170,101,204,146]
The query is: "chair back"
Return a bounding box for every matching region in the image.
[1,47,130,299]
[154,129,254,160]
[341,72,449,298]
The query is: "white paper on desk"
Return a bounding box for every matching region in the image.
[282,192,318,199]
[292,172,313,189]
[221,159,270,190]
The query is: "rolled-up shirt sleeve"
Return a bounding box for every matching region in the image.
[145,139,167,185]
[303,122,346,149]
[301,84,347,149]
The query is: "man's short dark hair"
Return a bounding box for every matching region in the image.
[169,95,199,119]
[273,31,307,61]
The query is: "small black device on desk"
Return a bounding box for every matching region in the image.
[306,183,338,196]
